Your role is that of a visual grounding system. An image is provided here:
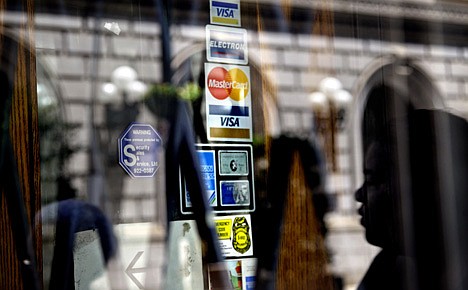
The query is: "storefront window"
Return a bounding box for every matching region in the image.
[1,0,468,289]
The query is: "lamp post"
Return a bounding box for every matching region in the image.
[100,66,148,164]
[309,77,352,172]
[101,66,147,106]
[99,65,148,222]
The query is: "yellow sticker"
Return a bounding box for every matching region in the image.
[215,219,232,240]
[232,216,251,254]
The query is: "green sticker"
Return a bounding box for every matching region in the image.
[219,151,248,175]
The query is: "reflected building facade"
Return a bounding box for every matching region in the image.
[2,0,468,288]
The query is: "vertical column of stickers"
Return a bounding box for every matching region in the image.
[206,0,252,142]
[205,3,258,289]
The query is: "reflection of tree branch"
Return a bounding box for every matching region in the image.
[143,82,207,141]
[38,103,79,201]
[104,103,140,165]
[192,96,208,143]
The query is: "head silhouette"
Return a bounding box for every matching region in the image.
[356,84,410,252]
[355,140,395,248]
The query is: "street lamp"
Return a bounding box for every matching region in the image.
[99,65,148,222]
[99,66,148,163]
[309,77,352,171]
[100,66,148,105]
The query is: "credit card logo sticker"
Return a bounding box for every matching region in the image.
[186,150,217,207]
[180,144,256,215]
[207,66,249,101]
[221,180,250,206]
[206,25,248,65]
[205,63,252,142]
[210,0,241,27]
[219,151,248,176]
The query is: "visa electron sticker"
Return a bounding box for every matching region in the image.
[214,214,253,257]
[206,25,248,65]
[210,0,241,27]
[205,63,252,142]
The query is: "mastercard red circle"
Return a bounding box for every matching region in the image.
[207,67,232,100]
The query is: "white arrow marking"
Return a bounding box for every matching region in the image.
[125,251,146,289]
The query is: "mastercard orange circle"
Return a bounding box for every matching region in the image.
[227,68,249,102]
[207,67,249,102]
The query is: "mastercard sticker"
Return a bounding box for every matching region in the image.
[205,63,252,142]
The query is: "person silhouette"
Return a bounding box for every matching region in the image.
[354,83,416,290]
[356,97,468,290]
[354,58,468,290]
[355,138,414,290]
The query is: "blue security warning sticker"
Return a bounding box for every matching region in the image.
[118,123,162,178]
[206,25,248,65]
[210,0,241,27]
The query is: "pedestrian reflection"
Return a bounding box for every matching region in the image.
[41,199,118,290]
[355,84,468,290]
[355,139,413,290]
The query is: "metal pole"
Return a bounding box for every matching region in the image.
[87,1,105,207]
[156,0,173,83]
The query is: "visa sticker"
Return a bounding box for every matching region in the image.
[210,0,241,27]
[205,63,252,142]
